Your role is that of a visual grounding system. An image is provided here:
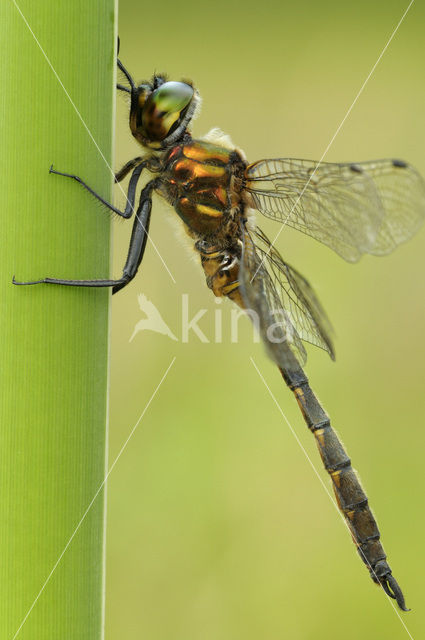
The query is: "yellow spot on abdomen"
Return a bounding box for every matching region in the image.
[314,428,326,447]
[330,469,342,487]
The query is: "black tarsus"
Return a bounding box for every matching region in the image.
[117,83,131,94]
[117,58,135,93]
[13,48,149,294]
[116,37,132,93]
[13,179,156,295]
[116,38,136,95]
[49,160,146,219]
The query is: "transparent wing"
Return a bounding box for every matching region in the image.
[245,158,425,262]
[239,224,334,369]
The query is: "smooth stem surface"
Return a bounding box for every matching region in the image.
[0,2,116,638]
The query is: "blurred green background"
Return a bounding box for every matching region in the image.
[107,1,425,638]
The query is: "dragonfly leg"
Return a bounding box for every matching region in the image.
[116,36,136,93]
[13,180,156,294]
[114,157,145,184]
[112,180,155,294]
[117,57,135,93]
[49,159,146,219]
[279,362,409,611]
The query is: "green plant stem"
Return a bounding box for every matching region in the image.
[0,2,116,637]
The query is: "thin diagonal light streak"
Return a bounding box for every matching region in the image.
[250,0,415,283]
[250,356,414,640]
[11,0,176,284]
[11,357,176,640]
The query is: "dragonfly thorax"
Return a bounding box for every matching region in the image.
[159,139,247,236]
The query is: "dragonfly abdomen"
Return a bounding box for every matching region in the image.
[195,240,245,308]
[279,365,408,610]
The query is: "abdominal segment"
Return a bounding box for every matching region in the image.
[195,241,245,308]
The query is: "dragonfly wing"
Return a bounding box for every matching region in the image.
[239,224,334,369]
[245,158,425,262]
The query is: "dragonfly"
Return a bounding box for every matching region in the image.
[14,52,425,611]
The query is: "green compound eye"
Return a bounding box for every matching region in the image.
[142,81,194,142]
[151,81,193,112]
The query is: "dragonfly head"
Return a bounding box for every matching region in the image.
[129,76,199,150]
